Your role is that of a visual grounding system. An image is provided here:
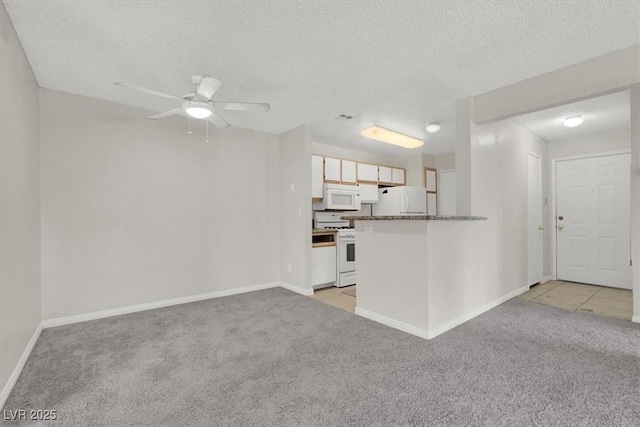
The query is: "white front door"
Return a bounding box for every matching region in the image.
[556,153,631,289]
[527,154,543,286]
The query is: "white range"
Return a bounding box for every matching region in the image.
[314,212,356,287]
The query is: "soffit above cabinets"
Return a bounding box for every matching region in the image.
[5,1,639,154]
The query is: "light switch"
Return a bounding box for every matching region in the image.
[289,184,295,191]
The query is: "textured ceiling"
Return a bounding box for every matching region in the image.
[512,91,630,141]
[4,1,640,155]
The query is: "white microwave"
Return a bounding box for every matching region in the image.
[322,183,361,211]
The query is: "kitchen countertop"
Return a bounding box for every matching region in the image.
[312,229,339,234]
[343,215,487,221]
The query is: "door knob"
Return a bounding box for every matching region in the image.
[558,224,564,230]
[558,216,564,220]
[538,225,545,231]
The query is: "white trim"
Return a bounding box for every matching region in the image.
[355,307,430,339]
[527,151,544,286]
[632,315,640,324]
[0,323,43,409]
[427,285,530,339]
[541,275,553,284]
[42,282,281,328]
[550,149,632,281]
[357,286,529,341]
[279,282,314,296]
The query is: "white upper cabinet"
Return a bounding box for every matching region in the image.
[324,157,341,182]
[357,163,378,183]
[378,166,392,184]
[341,160,357,184]
[392,168,405,185]
[358,184,379,203]
[311,155,324,199]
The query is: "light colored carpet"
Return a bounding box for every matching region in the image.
[341,287,356,297]
[3,287,640,426]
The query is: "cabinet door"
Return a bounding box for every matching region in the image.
[392,168,405,185]
[312,246,337,286]
[341,160,357,184]
[357,163,378,183]
[324,157,341,182]
[378,166,392,183]
[358,184,379,203]
[311,155,324,199]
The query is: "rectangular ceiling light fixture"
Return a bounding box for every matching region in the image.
[361,125,424,149]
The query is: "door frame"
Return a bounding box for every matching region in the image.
[527,152,543,285]
[438,169,455,215]
[550,149,632,281]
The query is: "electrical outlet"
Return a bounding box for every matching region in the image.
[286,264,292,273]
[363,226,373,233]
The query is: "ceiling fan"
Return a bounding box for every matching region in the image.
[114,74,270,129]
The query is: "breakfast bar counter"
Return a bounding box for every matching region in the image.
[347,215,519,340]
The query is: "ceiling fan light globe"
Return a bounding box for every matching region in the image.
[183,101,213,119]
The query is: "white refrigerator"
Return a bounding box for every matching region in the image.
[372,186,427,216]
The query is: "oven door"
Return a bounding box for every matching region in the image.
[324,189,361,211]
[339,238,356,273]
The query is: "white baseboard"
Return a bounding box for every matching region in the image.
[541,275,553,284]
[355,307,430,339]
[632,315,640,324]
[42,282,281,328]
[427,285,530,339]
[1,323,42,409]
[279,281,314,296]
[356,286,529,341]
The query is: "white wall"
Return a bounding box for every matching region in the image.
[39,89,282,319]
[631,87,640,321]
[548,129,630,159]
[470,119,551,284]
[0,3,41,398]
[280,126,312,291]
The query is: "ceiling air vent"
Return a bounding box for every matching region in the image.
[335,113,354,121]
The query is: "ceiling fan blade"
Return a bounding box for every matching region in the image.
[114,82,179,99]
[147,108,183,120]
[210,102,270,112]
[208,111,230,128]
[196,75,222,101]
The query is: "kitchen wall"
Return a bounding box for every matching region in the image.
[311,141,401,165]
[39,89,282,319]
[280,126,313,292]
[0,3,41,400]
[548,129,630,159]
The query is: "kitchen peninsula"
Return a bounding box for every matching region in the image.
[346,215,527,340]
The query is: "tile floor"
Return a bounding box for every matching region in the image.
[519,280,633,321]
[310,285,356,313]
[312,281,633,322]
